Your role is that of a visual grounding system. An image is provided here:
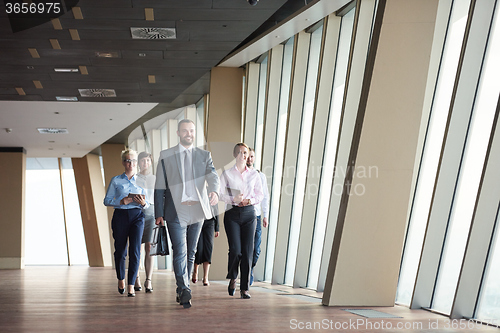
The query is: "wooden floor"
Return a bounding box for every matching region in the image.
[0,266,496,332]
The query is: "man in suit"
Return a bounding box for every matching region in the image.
[155,119,219,308]
[246,148,269,285]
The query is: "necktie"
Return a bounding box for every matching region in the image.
[184,150,194,197]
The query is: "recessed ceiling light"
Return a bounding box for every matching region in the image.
[54,68,79,73]
[56,96,78,101]
[95,51,119,58]
[130,27,176,39]
[38,128,69,134]
[139,53,146,57]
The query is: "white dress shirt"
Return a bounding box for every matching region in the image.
[254,170,269,218]
[220,164,264,208]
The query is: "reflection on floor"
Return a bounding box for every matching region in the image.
[0,266,496,332]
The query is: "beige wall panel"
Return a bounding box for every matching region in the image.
[0,150,26,269]
[207,66,244,280]
[73,154,112,267]
[88,154,112,266]
[324,0,439,306]
[101,143,126,260]
[101,144,126,187]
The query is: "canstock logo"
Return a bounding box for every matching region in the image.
[4,0,80,33]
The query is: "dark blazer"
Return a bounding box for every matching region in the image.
[154,144,219,222]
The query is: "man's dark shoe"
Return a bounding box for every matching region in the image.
[179,289,192,308]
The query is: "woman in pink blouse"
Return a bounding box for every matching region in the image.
[220,143,263,299]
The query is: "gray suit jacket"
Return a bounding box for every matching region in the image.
[154,145,220,222]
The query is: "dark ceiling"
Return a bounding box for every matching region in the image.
[0,0,308,144]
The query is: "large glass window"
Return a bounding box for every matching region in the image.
[285,25,323,285]
[265,37,294,282]
[308,8,355,289]
[396,0,470,306]
[196,98,206,147]
[254,55,268,170]
[25,158,88,265]
[432,0,500,313]
[476,207,500,322]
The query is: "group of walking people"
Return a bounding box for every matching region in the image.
[103,119,269,308]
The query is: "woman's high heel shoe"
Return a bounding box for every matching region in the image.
[134,277,142,292]
[240,290,251,299]
[228,279,236,296]
[145,278,153,293]
[118,280,125,294]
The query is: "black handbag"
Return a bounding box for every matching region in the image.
[150,225,169,256]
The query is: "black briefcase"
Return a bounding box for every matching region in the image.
[150,225,169,256]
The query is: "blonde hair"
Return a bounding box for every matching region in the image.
[121,148,137,161]
[233,142,249,158]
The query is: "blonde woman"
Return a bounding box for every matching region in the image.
[104,149,148,297]
[220,143,263,299]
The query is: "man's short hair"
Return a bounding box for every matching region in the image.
[248,147,255,153]
[177,119,195,131]
[121,148,137,161]
[233,142,249,158]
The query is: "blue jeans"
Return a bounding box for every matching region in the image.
[252,215,262,268]
[166,219,203,295]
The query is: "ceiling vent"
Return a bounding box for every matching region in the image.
[78,89,117,97]
[38,128,69,134]
[130,27,176,39]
